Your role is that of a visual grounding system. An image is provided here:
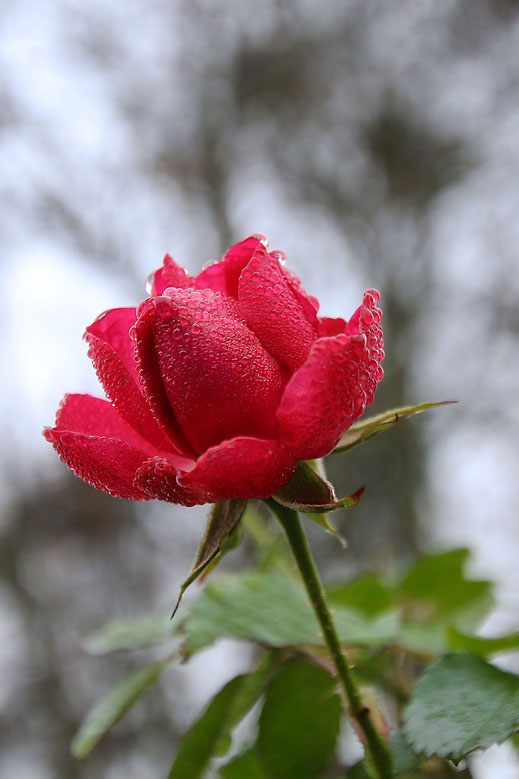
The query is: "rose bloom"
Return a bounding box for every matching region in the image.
[44,236,384,506]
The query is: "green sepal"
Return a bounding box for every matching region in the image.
[333,401,456,455]
[271,461,363,542]
[172,499,247,618]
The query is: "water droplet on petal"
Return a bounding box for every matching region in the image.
[145,271,156,295]
[252,233,269,248]
[271,250,286,265]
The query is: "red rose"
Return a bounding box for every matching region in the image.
[44,236,384,506]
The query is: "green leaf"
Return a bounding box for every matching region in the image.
[84,612,175,654]
[181,571,399,656]
[257,658,341,779]
[390,731,422,774]
[403,653,519,761]
[398,548,493,630]
[173,499,247,617]
[327,575,393,617]
[71,662,165,758]
[168,656,276,779]
[447,627,519,657]
[396,622,449,656]
[219,748,266,778]
[388,549,495,656]
[333,401,455,455]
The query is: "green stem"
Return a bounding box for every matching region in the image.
[265,499,393,778]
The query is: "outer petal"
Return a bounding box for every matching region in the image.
[52,392,155,450]
[85,308,175,452]
[238,248,317,371]
[195,235,265,298]
[277,290,384,460]
[134,457,204,507]
[44,395,153,500]
[136,289,287,453]
[146,254,196,296]
[345,290,385,390]
[179,436,297,502]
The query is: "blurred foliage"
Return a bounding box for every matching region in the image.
[72,502,519,777]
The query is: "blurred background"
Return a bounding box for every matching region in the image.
[2,0,519,776]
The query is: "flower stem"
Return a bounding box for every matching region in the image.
[265,499,393,778]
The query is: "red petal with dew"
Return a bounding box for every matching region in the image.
[85,308,175,451]
[277,290,384,460]
[317,316,347,337]
[44,395,155,500]
[238,248,316,371]
[179,436,296,502]
[195,235,265,298]
[147,254,196,296]
[281,262,320,326]
[134,457,203,506]
[136,289,286,454]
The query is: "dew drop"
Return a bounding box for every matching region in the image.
[145,271,156,296]
[252,233,269,248]
[271,250,286,265]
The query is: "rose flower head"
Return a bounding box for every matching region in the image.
[44,235,384,506]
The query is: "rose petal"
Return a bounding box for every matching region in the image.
[179,436,296,502]
[136,289,287,453]
[238,249,316,371]
[85,308,174,451]
[134,457,203,506]
[146,254,196,296]
[53,392,152,449]
[317,316,347,337]
[44,400,152,502]
[346,290,385,398]
[53,393,193,465]
[281,263,320,326]
[45,431,151,500]
[277,291,384,460]
[133,301,200,459]
[195,235,264,298]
